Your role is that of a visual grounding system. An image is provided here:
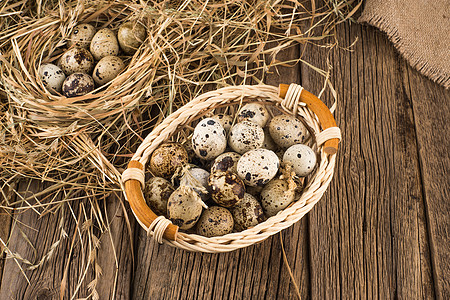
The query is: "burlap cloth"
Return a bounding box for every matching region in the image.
[359,0,450,88]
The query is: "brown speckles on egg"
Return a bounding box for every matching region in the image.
[167,186,203,230]
[68,24,96,49]
[92,56,125,86]
[230,193,264,231]
[211,152,241,173]
[268,115,310,148]
[90,28,119,60]
[62,73,94,97]
[149,143,188,178]
[196,206,234,237]
[39,63,66,93]
[237,103,269,127]
[228,121,264,154]
[236,149,279,187]
[208,170,245,207]
[283,144,317,176]
[260,178,296,217]
[59,48,94,75]
[192,118,227,160]
[144,177,174,215]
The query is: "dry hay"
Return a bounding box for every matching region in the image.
[0,0,361,297]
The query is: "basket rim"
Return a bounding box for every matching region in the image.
[122,83,340,252]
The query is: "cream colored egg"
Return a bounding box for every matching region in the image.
[92,56,125,86]
[68,24,96,49]
[283,144,317,176]
[59,48,94,75]
[90,28,119,61]
[39,63,66,93]
[118,22,147,54]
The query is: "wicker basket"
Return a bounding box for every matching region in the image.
[122,83,341,253]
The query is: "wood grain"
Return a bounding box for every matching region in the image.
[405,64,450,299]
[303,21,438,299]
[0,182,134,299]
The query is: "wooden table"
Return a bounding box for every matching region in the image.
[1,18,449,300]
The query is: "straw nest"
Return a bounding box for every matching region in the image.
[0,0,361,188]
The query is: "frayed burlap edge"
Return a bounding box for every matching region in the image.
[359,13,450,89]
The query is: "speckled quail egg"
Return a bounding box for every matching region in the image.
[68,23,96,49]
[180,167,210,201]
[144,177,174,215]
[268,115,310,148]
[211,152,241,174]
[92,56,125,86]
[228,121,264,154]
[208,170,245,207]
[260,178,296,217]
[62,73,94,97]
[118,22,147,54]
[210,114,233,133]
[237,103,270,127]
[283,144,317,176]
[196,206,234,237]
[39,63,66,93]
[167,186,203,230]
[149,142,189,179]
[192,118,227,160]
[236,149,279,187]
[90,28,119,61]
[59,47,94,75]
[229,193,264,231]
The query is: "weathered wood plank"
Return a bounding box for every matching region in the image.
[0,181,133,299]
[304,20,434,299]
[404,65,450,299]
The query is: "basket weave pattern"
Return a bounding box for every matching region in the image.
[123,84,340,252]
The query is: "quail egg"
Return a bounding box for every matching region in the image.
[180,167,210,201]
[192,118,227,160]
[196,206,234,237]
[68,23,96,49]
[144,177,175,215]
[62,73,94,97]
[149,142,189,179]
[211,152,241,174]
[208,170,245,207]
[236,149,279,187]
[268,115,310,148]
[92,56,125,86]
[237,103,270,127]
[167,186,203,230]
[260,178,296,217]
[118,22,147,54]
[90,28,119,61]
[283,144,317,176]
[59,47,94,75]
[210,114,233,133]
[228,121,264,154]
[39,63,66,93]
[229,193,264,231]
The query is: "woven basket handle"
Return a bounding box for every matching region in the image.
[124,161,179,240]
[279,84,339,155]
